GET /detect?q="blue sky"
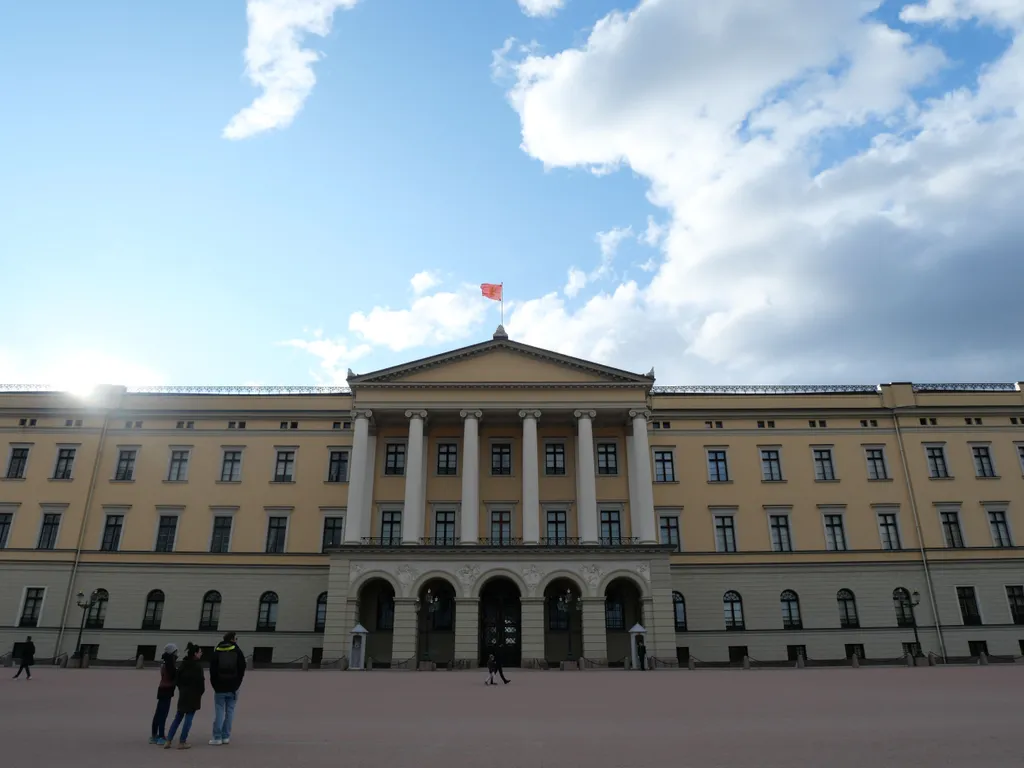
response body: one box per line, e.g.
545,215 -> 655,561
1,0 -> 1022,389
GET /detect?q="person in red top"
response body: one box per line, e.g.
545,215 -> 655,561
149,643 -> 178,745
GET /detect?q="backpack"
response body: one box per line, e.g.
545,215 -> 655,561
216,646 -> 239,681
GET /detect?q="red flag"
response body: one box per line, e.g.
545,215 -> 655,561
481,283 -> 503,302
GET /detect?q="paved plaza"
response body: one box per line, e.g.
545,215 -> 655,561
0,665 -> 1020,767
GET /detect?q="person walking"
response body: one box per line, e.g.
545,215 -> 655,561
164,644 -> 205,750
485,653 -> 497,685
208,631 -> 246,746
149,643 -> 178,745
12,636 -> 35,680
492,646 -> 510,685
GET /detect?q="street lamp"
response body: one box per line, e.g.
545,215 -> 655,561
417,588 -> 439,662
74,590 -> 98,662
909,590 -> 922,657
556,588 -> 582,661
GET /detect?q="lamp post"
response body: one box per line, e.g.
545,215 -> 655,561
74,590 -> 98,663
417,588 -> 439,662
556,588 -> 582,661
910,590 -> 922,657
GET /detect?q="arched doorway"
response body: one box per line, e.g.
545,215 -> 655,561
604,577 -> 644,667
543,578 -> 583,664
417,578 -> 456,665
357,578 -> 395,668
479,577 -> 521,667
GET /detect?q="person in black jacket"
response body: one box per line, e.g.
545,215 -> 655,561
164,644 -> 205,750
149,643 -> 178,745
12,636 -> 34,680
208,632 -> 246,746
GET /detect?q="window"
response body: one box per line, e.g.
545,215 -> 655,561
266,516 -> 288,553
490,510 -> 512,545
988,510 -> 1013,547
100,514 -> 124,552
142,589 -> 164,630
19,588 -> 44,627
673,592 -> 687,631
114,449 -> 136,481
653,450 -> 675,482
865,448 -> 888,480
85,589 -> 109,629
824,513 -> 847,552
600,509 -> 622,545
659,516 -> 680,551
0,512 -> 11,549
322,517 -> 345,551
877,512 -> 902,550
434,510 -> 456,545
813,448 -> 835,480
757,420 -> 776,429
274,450 -> 296,482
728,646 -> 748,664
972,446 -> 996,478
376,594 -> 395,630
893,588 -> 915,627
37,513 -> 61,550
257,591 -> 278,631
605,595 -> 625,630
902,641 -> 922,657
167,450 -> 190,481
381,510 -> 402,545
780,590 -> 802,629
860,419 -> 879,428
53,448 -> 76,479
837,589 -> 859,628
845,643 -> 865,659
326,450 -> 348,483
968,640 -> 989,658
547,595 -> 570,631
926,446 -> 949,478
280,421 -> 298,430
385,443 -> 406,476
545,443 -> 566,476
210,516 -> 233,553
714,514 -> 737,553
769,514 -> 793,552
315,592 -> 328,632
597,443 -> 618,475
7,447 -> 29,478
760,449 -> 783,481
940,510 -> 964,548
1005,586 -> 1024,625
155,515 -> 178,552
957,586 -> 982,625
919,417 -> 937,426
436,443 -> 458,475
723,591 -> 744,630
546,510 -> 567,544
175,421 -> 195,430
199,591 -> 221,630
1018,445 -> 1024,473
491,443 -> 512,476
220,450 -> 242,482
706,449 -> 729,482
787,645 -> 807,662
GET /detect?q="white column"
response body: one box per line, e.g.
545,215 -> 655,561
519,410 -> 541,545
575,410 -> 599,545
402,410 -> 427,545
459,410 -> 481,545
629,409 -> 658,544
343,409 -> 372,544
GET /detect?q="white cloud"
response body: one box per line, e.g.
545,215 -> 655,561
348,285 -> 492,352
410,270 -> 442,295
223,0 -> 360,140
564,267 -> 588,298
900,0 -> 1024,27
596,226 -> 633,259
518,0 -> 566,19
281,330 -> 372,384
640,216 -> 666,247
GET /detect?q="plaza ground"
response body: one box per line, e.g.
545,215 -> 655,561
0,665 -> 1020,767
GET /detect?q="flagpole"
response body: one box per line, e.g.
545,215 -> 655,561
500,282 -> 504,326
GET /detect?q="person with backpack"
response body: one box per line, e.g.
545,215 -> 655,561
149,643 -> 178,745
208,631 -> 246,746
164,643 -> 205,750
12,635 -> 34,680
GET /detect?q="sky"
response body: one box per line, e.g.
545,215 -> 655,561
1,0 -> 1022,390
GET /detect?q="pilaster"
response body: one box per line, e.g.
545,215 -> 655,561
575,410 -> 599,545
520,410 -> 541,544
629,410 -> 658,544
646,558 -> 678,664
322,559 -> 355,660
581,596 -> 607,664
520,597 -> 545,664
454,597 -> 479,662
459,411 -> 481,545
343,410 -> 372,543
402,411 -> 427,545
391,598 -> 418,663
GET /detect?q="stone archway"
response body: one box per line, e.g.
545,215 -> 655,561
604,577 -> 643,667
479,576 -> 522,667
358,578 -> 395,667
417,577 -> 457,665
543,577 -> 584,664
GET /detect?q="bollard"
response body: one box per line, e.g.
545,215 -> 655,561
136,654 -> 145,669
742,655 -> 750,670
2,655 -> 12,668
905,652 -> 913,667
796,655 -> 805,669
82,654 -> 91,669
979,652 -> 989,666
302,657 -> 310,671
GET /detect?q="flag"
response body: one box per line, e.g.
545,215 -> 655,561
481,283 -> 503,302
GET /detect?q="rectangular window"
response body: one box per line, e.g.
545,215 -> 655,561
941,510 -> 965,548
19,588 -> 45,627
0,512 -> 11,549
597,443 -> 618,475
433,510 -> 456,545
381,510 -> 402,545
265,516 -> 288,553
903,641 -> 922,658
787,645 -> 807,662
865,448 -> 888,480
653,450 -> 675,482
322,517 -> 345,551
957,586 -> 982,625
605,600 -> 625,631
1018,445 -> 1024,473
600,510 -> 622,545
813,448 -> 835,481
327,450 -> 349,483
210,516 -> 233,553
274,450 -> 296,482
926,446 -> 949,478
7,447 -> 29,479
436,443 -> 458,475
714,514 -> 737,553
760,449 -> 782,481
659,516 -> 680,552
220,450 -> 242,482
114,449 -> 136,481
490,510 -> 513,545
706,449 -> 729,482
37,513 -> 61,550
972,446 -> 996,478
155,515 -> 178,552
989,510 -> 1013,547
877,512 -> 901,550
546,510 -> 567,544
167,450 -> 189,481
53,448 -> 76,479
100,514 -> 123,552
824,514 -> 847,552
769,514 -> 792,552
845,644 -> 865,660
385,443 -> 406,476
491,444 -> 512,476
968,640 -> 989,658
545,443 -> 566,476
1005,586 -> 1024,625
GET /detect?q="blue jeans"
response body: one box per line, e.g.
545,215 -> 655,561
151,697 -> 172,738
213,691 -> 238,740
166,711 -> 194,744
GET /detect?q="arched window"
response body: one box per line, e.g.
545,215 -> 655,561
780,590 -> 802,629
673,591 -> 687,632
605,591 -> 625,630
893,588 -> 914,627
376,593 -> 395,631
142,589 -> 164,630
257,591 -> 279,631
199,591 -> 221,631
723,590 -> 744,630
314,592 -> 328,632
86,589 -> 109,629
837,589 -> 859,628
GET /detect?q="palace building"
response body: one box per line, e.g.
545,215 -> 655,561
2,327 -> 1023,668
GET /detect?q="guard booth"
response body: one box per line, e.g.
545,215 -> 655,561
349,624 -> 369,670
629,624 -> 647,670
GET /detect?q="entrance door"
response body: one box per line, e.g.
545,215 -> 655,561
479,577 -> 521,667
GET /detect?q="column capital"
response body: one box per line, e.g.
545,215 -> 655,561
353,408 -> 373,421
459,409 -> 482,420
628,408 -> 652,422
404,409 -> 428,420
573,409 -> 597,421
518,409 -> 541,420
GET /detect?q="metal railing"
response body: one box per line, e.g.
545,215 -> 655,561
540,537 -> 582,546
360,537 -> 403,547
420,537 -> 461,546
478,537 -> 524,547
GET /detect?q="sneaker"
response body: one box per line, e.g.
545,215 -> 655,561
163,741 -> 173,750
148,737 -> 159,745
222,738 -> 230,745
177,743 -> 191,750
155,738 -> 167,746
209,739 -> 223,746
